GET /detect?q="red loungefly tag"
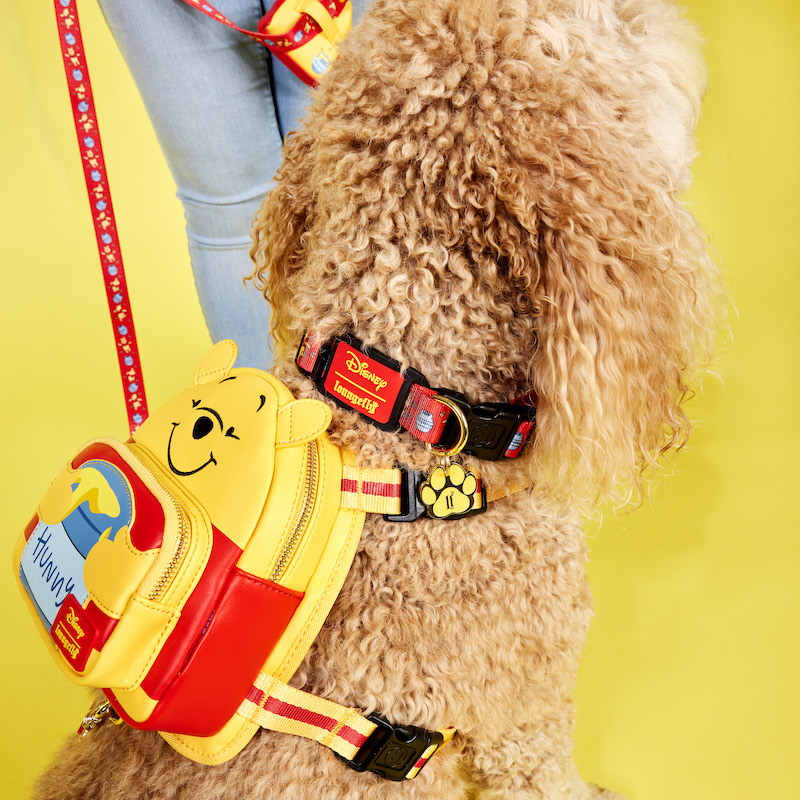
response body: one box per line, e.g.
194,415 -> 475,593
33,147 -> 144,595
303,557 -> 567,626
323,340 -> 408,426
51,594 -> 96,671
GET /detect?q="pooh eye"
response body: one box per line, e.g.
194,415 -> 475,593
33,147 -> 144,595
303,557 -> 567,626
225,427 -> 239,440
192,416 -> 214,440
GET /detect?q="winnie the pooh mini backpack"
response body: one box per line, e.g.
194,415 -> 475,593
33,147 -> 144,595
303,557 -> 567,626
14,341 -> 454,775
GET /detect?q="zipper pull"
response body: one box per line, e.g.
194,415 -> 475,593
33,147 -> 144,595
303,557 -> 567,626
77,700 -> 122,737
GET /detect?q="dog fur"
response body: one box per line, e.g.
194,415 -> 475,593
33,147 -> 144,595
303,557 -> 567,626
34,0 -> 723,798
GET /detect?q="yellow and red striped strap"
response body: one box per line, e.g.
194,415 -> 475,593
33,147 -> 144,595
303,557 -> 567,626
238,672 -> 455,779
340,465 -> 404,515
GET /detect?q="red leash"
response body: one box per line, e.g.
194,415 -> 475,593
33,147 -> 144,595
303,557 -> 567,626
51,0 -> 348,434
54,0 -> 148,435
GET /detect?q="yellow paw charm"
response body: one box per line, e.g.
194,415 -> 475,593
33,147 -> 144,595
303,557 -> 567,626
419,463 -> 484,520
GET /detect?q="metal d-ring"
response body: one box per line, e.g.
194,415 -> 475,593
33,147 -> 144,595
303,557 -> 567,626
426,394 -> 470,459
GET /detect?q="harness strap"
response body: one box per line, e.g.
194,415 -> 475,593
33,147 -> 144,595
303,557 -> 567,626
239,673 -> 456,780
344,469 -> 533,515
341,465 -> 493,520
341,465 -> 404,514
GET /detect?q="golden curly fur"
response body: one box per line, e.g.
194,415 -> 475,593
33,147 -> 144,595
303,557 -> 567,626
34,0 -> 723,798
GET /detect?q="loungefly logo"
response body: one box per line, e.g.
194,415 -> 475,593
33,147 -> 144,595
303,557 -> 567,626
53,624 -> 80,660
331,379 -> 382,416
51,595 -> 95,670
324,344 -> 404,423
66,607 -> 86,640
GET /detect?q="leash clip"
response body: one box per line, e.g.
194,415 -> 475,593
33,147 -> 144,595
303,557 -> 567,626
383,396 -> 487,523
77,700 -> 122,737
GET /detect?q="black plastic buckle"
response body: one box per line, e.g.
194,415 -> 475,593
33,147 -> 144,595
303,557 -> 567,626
337,713 -> 444,781
434,389 -> 536,461
295,332 -> 330,381
383,469 -> 427,523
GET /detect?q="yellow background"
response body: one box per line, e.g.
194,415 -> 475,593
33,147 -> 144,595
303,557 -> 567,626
1,1 -> 797,797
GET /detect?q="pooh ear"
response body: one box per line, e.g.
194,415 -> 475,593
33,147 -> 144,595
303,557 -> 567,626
276,400 -> 332,449
195,340 -> 238,385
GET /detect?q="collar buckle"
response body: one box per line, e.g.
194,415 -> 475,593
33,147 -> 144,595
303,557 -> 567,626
296,331 -> 536,460
433,389 -> 536,461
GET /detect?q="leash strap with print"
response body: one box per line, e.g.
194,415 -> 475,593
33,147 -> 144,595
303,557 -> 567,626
177,0 -> 349,49
54,0 -> 148,435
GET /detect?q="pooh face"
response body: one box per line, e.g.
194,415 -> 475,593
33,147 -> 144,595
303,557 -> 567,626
135,374 -> 281,547
164,376 -> 274,478
166,397 -> 237,478
133,341 -> 332,548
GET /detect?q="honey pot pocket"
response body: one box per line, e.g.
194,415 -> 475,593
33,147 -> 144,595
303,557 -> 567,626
16,437 -> 210,690
13,341 -> 352,749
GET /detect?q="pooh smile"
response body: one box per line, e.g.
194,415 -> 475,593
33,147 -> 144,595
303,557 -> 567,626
166,400 -> 239,477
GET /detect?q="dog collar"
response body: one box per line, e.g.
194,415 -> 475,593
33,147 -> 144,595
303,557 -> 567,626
296,331 -> 537,461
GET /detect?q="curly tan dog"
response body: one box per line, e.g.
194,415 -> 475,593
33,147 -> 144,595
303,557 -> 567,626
35,0 -> 723,798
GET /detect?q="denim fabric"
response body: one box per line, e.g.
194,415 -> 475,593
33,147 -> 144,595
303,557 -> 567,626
97,0 -> 369,368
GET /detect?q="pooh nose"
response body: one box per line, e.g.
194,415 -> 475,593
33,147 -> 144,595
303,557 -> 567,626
192,415 -> 214,440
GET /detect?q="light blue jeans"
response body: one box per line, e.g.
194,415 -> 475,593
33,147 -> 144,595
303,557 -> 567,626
97,0 -> 369,368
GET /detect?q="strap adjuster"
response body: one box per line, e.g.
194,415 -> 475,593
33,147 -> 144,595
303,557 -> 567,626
383,469 -> 427,522
337,713 -> 444,781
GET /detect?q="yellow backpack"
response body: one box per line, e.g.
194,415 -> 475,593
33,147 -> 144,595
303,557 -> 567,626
14,341 -> 453,777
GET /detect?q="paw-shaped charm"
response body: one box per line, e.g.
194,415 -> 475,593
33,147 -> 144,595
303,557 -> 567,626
419,463 -> 482,520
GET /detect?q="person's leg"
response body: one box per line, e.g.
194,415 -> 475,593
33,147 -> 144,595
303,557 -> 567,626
97,0 -> 310,368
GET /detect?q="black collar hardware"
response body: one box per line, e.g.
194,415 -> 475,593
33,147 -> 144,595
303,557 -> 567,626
335,713 -> 445,781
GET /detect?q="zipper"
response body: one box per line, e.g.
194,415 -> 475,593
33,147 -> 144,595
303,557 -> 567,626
147,504 -> 189,602
106,438 -> 194,606
268,441 -> 318,583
